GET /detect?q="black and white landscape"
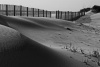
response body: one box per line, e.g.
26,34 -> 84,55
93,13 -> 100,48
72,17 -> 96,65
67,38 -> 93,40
0,2 -> 100,67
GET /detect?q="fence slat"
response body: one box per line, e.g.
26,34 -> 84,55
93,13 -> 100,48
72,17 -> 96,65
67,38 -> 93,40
43,10 -> 44,17
65,12 -> 66,20
68,11 -> 69,20
50,11 -> 51,18
61,11 -> 62,19
0,4 -> 1,10
20,5 -> 22,16
0,4 -> 86,21
14,5 -> 16,16
71,12 -> 73,21
6,5 -> 8,16
79,12 -> 81,17
46,10 -> 47,17
27,7 -> 28,16
56,11 -> 57,19
58,10 -> 59,19
75,12 -> 76,18
0,4 -> 2,15
0,4 -> 1,15
84,11 -> 85,15
33,8 -> 34,17
38,9 -> 39,17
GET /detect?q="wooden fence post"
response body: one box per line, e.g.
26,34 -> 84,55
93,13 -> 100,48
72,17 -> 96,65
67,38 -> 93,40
81,12 -> 83,16
27,7 -> 28,16
43,10 -> 44,17
33,8 -> 34,17
80,12 -> 81,17
79,12 -> 81,17
20,5 -> 22,16
58,10 -> 59,19
78,12 -> 80,17
61,11 -> 62,19
38,9 -> 39,17
72,12 -> 74,21
50,11 -> 51,18
82,12 -> 84,16
0,4 -> 1,14
68,11 -> 69,20
56,11 -> 57,19
70,12 -> 72,21
0,4 -> 1,11
46,10 -> 47,17
65,12 -> 66,20
6,5 -> 8,16
14,5 -> 16,16
1,4 -> 3,15
75,12 -> 76,18
84,11 -> 85,16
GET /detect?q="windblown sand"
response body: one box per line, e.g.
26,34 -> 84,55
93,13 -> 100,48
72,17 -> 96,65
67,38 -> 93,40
0,25 -> 23,51
0,12 -> 100,67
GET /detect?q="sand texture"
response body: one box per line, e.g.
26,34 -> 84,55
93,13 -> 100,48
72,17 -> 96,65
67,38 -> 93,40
0,12 -> 100,67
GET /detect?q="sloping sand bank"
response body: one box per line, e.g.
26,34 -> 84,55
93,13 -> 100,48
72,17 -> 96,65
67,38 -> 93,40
0,15 -> 98,67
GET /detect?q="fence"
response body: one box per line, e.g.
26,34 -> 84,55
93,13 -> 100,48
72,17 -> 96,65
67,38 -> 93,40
0,4 -> 85,21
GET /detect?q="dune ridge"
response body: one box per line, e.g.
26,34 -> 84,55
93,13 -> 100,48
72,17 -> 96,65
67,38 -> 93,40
0,15 -> 96,67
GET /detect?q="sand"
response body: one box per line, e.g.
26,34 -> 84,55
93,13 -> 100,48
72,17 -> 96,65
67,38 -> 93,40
0,25 -> 23,51
0,14 -> 100,67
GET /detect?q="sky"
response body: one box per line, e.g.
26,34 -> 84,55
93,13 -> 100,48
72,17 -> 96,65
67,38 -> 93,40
0,0 -> 100,11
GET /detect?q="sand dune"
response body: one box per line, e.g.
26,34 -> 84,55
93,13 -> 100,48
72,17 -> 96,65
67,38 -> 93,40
0,13 -> 100,67
76,11 -> 100,29
0,15 -> 93,67
0,25 -> 23,51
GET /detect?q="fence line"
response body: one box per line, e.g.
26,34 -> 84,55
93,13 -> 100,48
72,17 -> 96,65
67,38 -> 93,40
0,4 -> 85,21
14,5 -> 15,16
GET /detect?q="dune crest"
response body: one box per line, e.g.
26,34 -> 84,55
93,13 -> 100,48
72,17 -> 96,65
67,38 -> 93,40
0,15 -> 95,67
